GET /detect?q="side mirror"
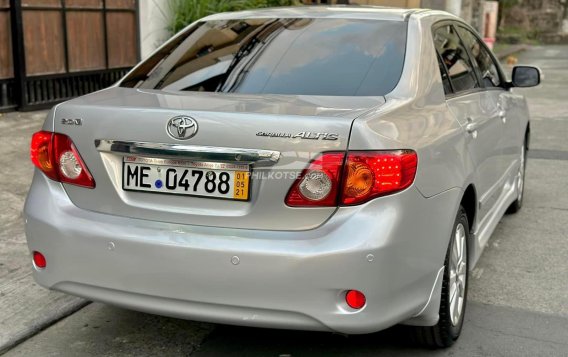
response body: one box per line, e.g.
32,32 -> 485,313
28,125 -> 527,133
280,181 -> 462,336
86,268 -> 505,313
511,66 -> 541,88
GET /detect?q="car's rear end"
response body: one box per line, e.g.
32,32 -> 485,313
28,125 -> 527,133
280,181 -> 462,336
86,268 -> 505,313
24,8 -> 457,334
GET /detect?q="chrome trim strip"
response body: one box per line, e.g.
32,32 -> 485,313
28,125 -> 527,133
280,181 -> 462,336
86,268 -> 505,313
94,139 -> 280,165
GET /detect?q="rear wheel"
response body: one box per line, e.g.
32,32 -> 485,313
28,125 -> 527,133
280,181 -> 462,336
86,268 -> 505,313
507,142 -> 527,214
413,206 -> 469,348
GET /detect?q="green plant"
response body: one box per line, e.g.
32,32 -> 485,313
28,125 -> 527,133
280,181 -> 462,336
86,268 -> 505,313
496,25 -> 541,45
168,0 -> 298,34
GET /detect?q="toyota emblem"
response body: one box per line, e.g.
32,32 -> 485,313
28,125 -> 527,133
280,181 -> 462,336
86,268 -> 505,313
166,115 -> 198,140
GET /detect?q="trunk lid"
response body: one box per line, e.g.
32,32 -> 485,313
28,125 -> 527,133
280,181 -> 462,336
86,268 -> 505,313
54,87 -> 384,230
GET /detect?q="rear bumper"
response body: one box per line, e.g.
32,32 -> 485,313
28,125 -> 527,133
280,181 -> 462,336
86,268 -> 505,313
24,173 -> 460,334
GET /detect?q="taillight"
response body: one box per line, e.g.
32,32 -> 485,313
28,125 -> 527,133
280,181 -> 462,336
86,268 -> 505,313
285,152 -> 345,207
52,134 -> 95,187
30,131 -> 58,181
285,150 -> 417,207
30,131 -> 95,188
341,150 -> 417,205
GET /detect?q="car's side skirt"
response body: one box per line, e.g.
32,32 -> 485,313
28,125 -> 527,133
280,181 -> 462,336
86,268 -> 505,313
470,165 -> 519,268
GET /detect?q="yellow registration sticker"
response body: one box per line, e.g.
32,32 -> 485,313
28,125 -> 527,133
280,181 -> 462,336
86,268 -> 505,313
233,171 -> 250,200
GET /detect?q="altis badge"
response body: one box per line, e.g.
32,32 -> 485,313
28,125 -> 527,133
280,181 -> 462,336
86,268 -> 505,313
256,131 -> 339,140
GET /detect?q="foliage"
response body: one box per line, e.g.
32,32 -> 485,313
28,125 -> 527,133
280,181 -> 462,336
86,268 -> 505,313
168,0 -> 298,34
500,0 -> 520,9
496,26 -> 541,45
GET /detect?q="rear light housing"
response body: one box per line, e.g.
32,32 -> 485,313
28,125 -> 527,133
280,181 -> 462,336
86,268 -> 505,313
285,152 -> 345,207
30,131 -> 95,188
285,150 -> 417,207
341,150 -> 417,205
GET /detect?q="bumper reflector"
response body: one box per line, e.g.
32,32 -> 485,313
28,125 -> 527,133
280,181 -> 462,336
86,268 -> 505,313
345,290 -> 366,309
33,251 -> 46,269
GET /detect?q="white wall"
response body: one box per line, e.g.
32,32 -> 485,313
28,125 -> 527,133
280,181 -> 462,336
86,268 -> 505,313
445,0 -> 463,17
139,0 -> 173,59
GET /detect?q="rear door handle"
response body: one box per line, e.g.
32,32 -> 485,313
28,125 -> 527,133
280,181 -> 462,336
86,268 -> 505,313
466,123 -> 478,133
465,117 -> 479,134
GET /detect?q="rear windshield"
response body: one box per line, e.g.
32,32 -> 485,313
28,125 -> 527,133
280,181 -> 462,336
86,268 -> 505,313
120,18 -> 407,96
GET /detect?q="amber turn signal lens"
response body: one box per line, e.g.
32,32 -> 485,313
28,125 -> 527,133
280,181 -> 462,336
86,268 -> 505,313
37,146 -> 52,171
344,161 -> 374,199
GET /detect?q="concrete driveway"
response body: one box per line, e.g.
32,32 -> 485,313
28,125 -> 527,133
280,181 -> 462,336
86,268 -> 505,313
1,45 -> 567,356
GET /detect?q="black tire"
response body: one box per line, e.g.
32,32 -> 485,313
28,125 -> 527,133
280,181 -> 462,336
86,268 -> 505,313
412,206 -> 469,348
507,141 -> 527,214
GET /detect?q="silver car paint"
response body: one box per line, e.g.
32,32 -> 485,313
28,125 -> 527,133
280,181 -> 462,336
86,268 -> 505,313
25,7 -> 529,333
52,91 -> 385,230
26,171 -> 460,333
348,11 -> 528,268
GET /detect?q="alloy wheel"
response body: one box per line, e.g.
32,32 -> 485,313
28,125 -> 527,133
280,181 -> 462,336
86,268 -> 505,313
449,223 -> 467,326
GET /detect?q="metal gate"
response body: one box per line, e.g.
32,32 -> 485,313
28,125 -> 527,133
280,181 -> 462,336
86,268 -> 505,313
0,0 -> 139,112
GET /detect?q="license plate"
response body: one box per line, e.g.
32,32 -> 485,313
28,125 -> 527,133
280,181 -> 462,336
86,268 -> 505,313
122,156 -> 250,201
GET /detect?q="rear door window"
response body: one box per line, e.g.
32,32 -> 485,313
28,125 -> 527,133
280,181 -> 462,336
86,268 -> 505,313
120,18 -> 408,96
436,52 -> 453,95
433,24 -> 480,94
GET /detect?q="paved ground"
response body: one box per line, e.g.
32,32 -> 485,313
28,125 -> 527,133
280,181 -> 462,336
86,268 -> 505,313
1,45 -> 567,356
0,112 -> 87,353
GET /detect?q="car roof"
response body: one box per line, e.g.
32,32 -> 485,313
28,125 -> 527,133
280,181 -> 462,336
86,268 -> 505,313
202,6 -> 429,22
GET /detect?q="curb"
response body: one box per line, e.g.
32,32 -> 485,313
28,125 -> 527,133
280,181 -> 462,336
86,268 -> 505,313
0,299 -> 90,354
495,44 -> 529,60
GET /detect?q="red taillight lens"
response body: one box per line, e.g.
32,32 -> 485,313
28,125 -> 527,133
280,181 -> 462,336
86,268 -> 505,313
31,131 -> 58,181
52,134 -> 95,188
30,131 -> 95,188
285,150 -> 417,207
341,150 -> 417,205
285,152 -> 345,207
345,290 -> 366,309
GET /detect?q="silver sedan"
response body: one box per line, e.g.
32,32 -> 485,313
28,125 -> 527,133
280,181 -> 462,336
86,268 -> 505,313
25,6 -> 540,348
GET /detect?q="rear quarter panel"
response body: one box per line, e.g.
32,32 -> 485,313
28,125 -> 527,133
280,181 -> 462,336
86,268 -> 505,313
347,14 -> 477,285
348,13 -> 474,199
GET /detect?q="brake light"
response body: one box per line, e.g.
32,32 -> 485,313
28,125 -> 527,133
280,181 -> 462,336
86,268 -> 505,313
30,131 -> 57,181
341,150 -> 417,205
30,131 -> 95,188
285,152 -> 345,207
285,150 -> 417,207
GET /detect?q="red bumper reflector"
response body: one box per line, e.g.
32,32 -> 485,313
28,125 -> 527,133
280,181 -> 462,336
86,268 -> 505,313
33,251 -> 46,269
345,290 -> 366,309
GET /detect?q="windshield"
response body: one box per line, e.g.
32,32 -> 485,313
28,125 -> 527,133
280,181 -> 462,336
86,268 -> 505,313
120,18 -> 407,96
